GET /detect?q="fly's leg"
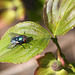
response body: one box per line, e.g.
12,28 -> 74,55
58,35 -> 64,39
19,43 -> 25,49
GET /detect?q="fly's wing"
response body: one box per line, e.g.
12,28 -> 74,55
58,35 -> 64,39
7,43 -> 17,49
8,33 -> 20,38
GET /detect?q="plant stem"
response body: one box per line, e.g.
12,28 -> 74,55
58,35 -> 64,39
51,37 -> 65,59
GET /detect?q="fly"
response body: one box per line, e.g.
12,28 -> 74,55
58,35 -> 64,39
7,32 -> 28,49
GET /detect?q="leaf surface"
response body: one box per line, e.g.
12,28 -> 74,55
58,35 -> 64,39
35,52 -> 75,75
43,0 -> 75,36
35,52 -> 56,75
69,64 -> 75,73
0,21 -> 51,63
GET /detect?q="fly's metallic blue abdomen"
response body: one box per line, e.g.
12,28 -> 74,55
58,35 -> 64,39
11,37 -> 18,44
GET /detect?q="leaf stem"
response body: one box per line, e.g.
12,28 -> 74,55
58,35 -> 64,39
51,37 -> 65,59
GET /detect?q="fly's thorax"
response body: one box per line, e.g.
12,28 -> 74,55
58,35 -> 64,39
18,35 -> 23,42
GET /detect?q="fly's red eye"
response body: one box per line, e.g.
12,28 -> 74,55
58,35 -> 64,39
24,39 -> 26,42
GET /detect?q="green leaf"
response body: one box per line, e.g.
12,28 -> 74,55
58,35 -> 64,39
68,64 -> 75,75
37,52 -> 55,67
69,64 -> 75,72
43,0 -> 75,36
35,52 -> 68,75
35,52 -> 75,75
35,52 -> 56,75
68,73 -> 75,75
0,21 -> 51,63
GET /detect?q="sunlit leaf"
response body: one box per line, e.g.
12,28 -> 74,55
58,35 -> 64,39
0,21 -> 51,63
43,0 -> 75,36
